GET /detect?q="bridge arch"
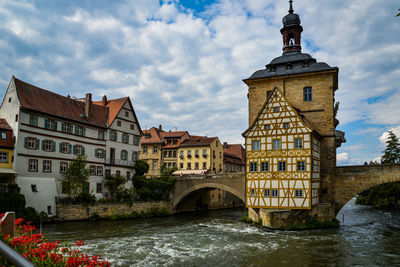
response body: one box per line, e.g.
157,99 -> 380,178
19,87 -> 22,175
173,182 -> 245,209
334,165 -> 400,214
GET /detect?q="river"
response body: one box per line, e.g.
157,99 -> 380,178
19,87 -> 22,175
43,198 -> 400,266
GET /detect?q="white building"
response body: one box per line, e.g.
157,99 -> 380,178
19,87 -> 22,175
0,76 -> 142,215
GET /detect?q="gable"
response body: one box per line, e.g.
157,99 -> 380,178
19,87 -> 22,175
243,88 -> 313,138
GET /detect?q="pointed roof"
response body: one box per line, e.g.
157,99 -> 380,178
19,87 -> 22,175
0,118 -> 12,131
13,77 -> 107,128
179,137 -> 217,147
141,127 -> 163,144
242,87 -> 317,137
223,144 -> 245,164
93,97 -> 126,126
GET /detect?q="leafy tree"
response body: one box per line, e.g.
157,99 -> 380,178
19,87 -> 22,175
61,154 -> 90,201
381,130 -> 400,164
104,174 -> 127,201
133,160 -> 149,176
160,165 -> 178,178
397,8 -> 400,16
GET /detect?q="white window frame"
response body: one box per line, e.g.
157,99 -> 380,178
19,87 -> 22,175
252,140 -> 260,151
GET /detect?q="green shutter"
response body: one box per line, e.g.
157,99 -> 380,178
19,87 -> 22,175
83,128 -> 86,136
52,141 -> 56,152
42,140 -> 45,150
94,148 -> 98,157
115,132 -> 118,141
24,137 -> 28,148
35,139 -> 40,149
61,123 -> 65,132
73,145 -> 76,154
59,142 -> 62,152
54,121 -> 58,130
44,118 -> 48,129
103,149 -> 106,159
68,144 -> 72,154
74,125 -> 78,134
82,146 -> 85,155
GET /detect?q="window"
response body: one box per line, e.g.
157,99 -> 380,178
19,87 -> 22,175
252,140 -> 260,151
272,189 -> 278,197
297,161 -> 306,172
95,149 -> 105,158
8,97 -> 11,103
219,151 -> 222,159
47,206 -> 53,215
187,162 -> 191,170
15,114 -> 18,122
121,150 -> 128,160
117,120 -> 121,127
60,142 -> 71,154
43,140 -> 55,152
153,161 -> 157,171
98,131 -> 105,140
25,137 -> 39,149
203,162 -> 207,169
43,160 -> 51,173
261,162 -> 269,172
278,161 -> 286,172
75,125 -> 84,136
187,150 -> 191,157
109,130 -> 117,141
130,124 -> 135,130
31,184 -> 37,192
133,136 -> 140,145
105,169 -> 111,176
264,189 -> 270,197
250,162 -> 257,172
132,151 -> 138,162
203,149 -> 207,157
0,152 -> 8,163
273,139 -> 281,150
265,125 -> 270,130
180,163 -> 183,169
216,141 -> 218,147
143,146 -> 147,154
295,190 -> 303,197
116,170 -> 121,176
126,171 -> 131,179
195,162 -> 199,169
153,146 -> 158,154
29,115 -> 38,126
303,87 -> 312,101
60,162 -> 68,174
28,159 -> 38,172
250,189 -> 255,197
96,183 -> 103,193
273,107 -> 279,112
90,165 -> 96,175
122,133 -> 129,144
295,138 -> 303,149
195,150 -> 199,157
61,123 -> 73,133
1,131 -> 6,140
283,123 -> 289,128
44,118 -> 57,130
125,111 -> 129,117
96,166 -> 103,176
266,90 -> 273,99
73,145 -> 84,155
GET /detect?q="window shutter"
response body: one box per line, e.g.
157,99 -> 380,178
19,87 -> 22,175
115,132 -> 118,141
35,139 -> 40,149
24,137 -> 28,148
44,118 -> 48,128
94,148 -> 98,157
103,149 -> 107,159
73,145 -> 76,154
82,146 -> 85,155
59,142 -> 62,152
83,128 -> 86,136
54,121 -> 58,130
120,150 -> 123,159
74,125 -> 78,134
52,141 -> 56,152
126,134 -> 129,143
61,123 -> 65,132
68,144 -> 72,154
109,130 -> 112,140
42,140 -> 45,150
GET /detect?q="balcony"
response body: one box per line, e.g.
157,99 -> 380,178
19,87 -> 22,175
106,158 -> 136,167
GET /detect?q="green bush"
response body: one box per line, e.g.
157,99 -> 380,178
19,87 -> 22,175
356,182 -> 400,209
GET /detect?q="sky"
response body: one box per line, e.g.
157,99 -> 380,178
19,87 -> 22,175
0,0 -> 399,166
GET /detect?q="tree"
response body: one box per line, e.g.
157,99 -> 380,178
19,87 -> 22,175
104,174 -> 127,201
133,160 -> 149,176
381,130 -> 400,164
397,8 -> 400,16
62,154 -> 90,200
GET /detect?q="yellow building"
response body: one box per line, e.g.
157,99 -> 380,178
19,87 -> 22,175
176,137 -> 224,175
243,88 -> 320,209
140,127 -> 163,177
0,118 -> 16,192
242,1 -> 344,210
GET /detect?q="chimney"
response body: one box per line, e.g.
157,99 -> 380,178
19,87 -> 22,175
102,95 -> 107,106
159,124 -> 162,131
85,93 -> 92,118
223,142 -> 228,149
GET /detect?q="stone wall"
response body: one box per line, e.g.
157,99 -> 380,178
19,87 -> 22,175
56,201 -> 172,221
335,165 -> 400,212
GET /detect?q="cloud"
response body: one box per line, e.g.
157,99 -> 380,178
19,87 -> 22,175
337,152 -> 349,163
379,125 -> 400,144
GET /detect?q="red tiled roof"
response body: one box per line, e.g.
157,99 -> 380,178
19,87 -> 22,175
224,152 -> 244,165
14,77 -> 107,128
0,119 -> 12,131
93,97 -> 127,127
190,135 -> 207,140
160,131 -> 188,138
179,137 -> 217,147
141,127 -> 162,144
224,144 -> 245,163
0,119 -> 13,148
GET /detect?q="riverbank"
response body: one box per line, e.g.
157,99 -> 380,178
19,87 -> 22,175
356,181 -> 400,209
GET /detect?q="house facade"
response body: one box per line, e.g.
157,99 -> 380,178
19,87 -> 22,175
242,2 -> 344,211
0,76 -> 142,215
223,142 -> 245,173
0,118 -> 16,192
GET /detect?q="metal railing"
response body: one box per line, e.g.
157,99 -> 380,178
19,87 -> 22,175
0,241 -> 34,267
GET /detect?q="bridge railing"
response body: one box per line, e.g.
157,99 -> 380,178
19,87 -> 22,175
175,172 -> 245,180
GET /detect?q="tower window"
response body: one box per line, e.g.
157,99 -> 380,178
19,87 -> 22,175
287,32 -> 295,46
303,87 -> 312,101
273,107 -> 279,112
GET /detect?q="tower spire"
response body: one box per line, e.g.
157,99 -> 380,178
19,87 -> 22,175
289,0 -> 294,14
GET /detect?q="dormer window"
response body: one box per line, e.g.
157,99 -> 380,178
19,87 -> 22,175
145,134 -> 151,139
269,66 -> 276,72
286,63 -> 292,70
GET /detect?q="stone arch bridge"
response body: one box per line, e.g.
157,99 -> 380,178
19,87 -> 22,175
172,172 -> 245,212
334,164 -> 400,212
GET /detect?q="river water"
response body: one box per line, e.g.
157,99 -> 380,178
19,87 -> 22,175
43,199 -> 400,266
